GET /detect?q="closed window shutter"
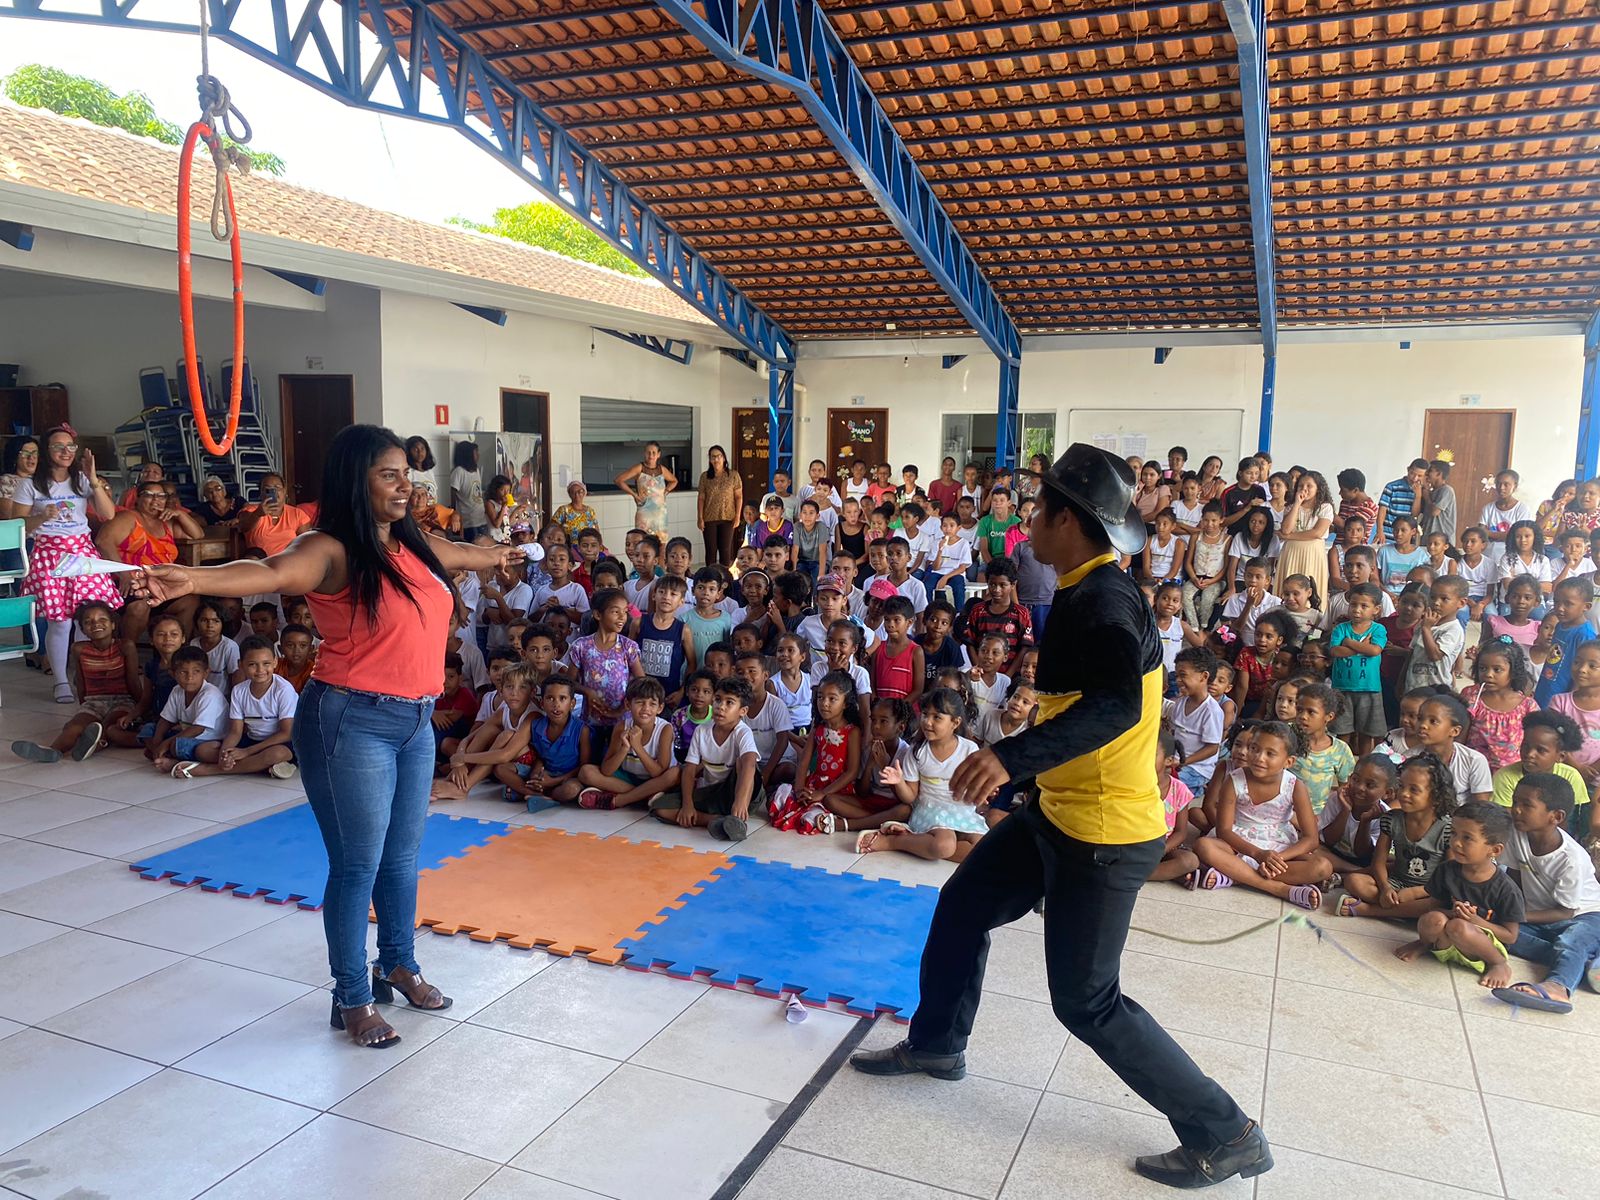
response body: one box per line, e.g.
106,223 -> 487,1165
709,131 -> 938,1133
581,397 -> 692,443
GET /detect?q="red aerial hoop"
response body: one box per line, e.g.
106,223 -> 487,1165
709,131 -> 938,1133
177,118 -> 244,457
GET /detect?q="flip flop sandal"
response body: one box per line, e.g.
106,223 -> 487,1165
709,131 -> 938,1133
1183,870 -> 1201,891
1288,885 -> 1322,911
854,829 -> 880,853
1200,868 -> 1233,891
1337,895 -> 1362,918
879,821 -> 913,837
577,787 -> 613,810
70,723 -> 102,763
1326,871 -> 1343,891
10,739 -> 60,764
170,761 -> 201,780
269,761 -> 298,780
1491,982 -> 1573,1014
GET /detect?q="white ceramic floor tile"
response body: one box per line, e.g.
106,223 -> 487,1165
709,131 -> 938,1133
144,778 -> 304,822
0,755 -> 145,789
1124,892 -> 1282,978
0,790 -> 124,837
518,804 -> 644,838
1465,1013 -> 1600,1116
335,1023 -> 615,1162
468,1168 -> 609,1200
0,909 -> 68,957
1047,1028 -> 1268,1121
739,1147 -> 974,1199
1275,921 -> 1461,1010
5,1069 -> 314,1200
632,984 -> 857,1101
845,848 -> 960,888
402,930 -> 558,1020
1254,1146 -> 1499,1199
471,956 -> 705,1059
1454,962 -> 1600,1039
1000,1093 -> 1252,1199
513,1064 -> 778,1199
42,957 -> 312,1064
0,857 -> 175,925
1485,1092 -> 1599,1199
1117,951 -> 1277,1049
1143,875 -> 1288,919
612,816 -> 736,852
721,824 -> 862,871
0,1016 -> 22,1040
787,1055 -> 1037,1197
0,777 -> 45,804
196,1114 -> 497,1200
30,804 -> 218,857
0,928 -> 183,1024
933,991 -> 1068,1091
1263,1051 -> 1501,1194
200,908 -> 335,986
88,885 -> 299,954
0,839 -> 102,895
976,926 -> 1052,1005
0,1028 -> 158,1155
1268,978 -> 1476,1089
179,991 -> 455,1109
69,765 -> 211,804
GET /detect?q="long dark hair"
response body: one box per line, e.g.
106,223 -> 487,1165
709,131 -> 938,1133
706,444 -> 728,478
405,436 -> 435,472
451,440 -> 478,472
33,424 -> 87,497
2,435 -> 38,477
317,425 -> 455,626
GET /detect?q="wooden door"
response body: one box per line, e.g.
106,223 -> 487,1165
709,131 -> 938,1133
732,406 -> 769,500
1420,410 -> 1516,518
826,408 -> 890,481
279,375 -> 354,504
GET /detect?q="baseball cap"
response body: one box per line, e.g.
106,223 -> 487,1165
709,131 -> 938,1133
867,579 -> 898,600
816,573 -> 846,595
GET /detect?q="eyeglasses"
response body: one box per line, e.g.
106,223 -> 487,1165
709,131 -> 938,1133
47,442 -> 77,453
17,449 -> 37,458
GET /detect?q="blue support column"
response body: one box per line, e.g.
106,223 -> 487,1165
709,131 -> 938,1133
1577,313 -> 1600,480
768,364 -> 795,488
995,361 -> 1022,470
1257,354 -> 1278,455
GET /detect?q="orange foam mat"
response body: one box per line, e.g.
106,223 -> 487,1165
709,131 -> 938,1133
410,826 -> 730,964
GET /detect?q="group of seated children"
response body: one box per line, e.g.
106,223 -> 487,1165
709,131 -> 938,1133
11,595 -> 318,781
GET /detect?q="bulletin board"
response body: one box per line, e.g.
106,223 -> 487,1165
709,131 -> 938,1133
1067,408 -> 1246,465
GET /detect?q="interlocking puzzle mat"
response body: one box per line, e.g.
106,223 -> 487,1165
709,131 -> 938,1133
414,825 -> 730,964
619,856 -> 941,1019
130,805 -> 512,908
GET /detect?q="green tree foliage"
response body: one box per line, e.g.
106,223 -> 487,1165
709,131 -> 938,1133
452,202 -> 646,277
2,64 -> 285,176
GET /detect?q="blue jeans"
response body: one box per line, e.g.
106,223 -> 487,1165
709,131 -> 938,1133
1029,603 -> 1052,639
1176,765 -> 1212,794
293,680 -> 436,1008
920,569 -> 965,611
1506,912 -> 1600,994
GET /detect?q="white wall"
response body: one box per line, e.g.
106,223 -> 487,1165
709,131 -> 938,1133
377,289 -> 735,542
794,337 -> 1584,504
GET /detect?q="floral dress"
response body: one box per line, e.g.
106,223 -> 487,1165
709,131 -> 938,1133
1463,685 -> 1540,771
553,502 -> 599,540
804,724 -> 857,796
633,469 -> 669,536
563,633 -> 640,728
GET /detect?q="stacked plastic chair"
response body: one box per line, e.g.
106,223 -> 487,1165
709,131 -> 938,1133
0,519 -> 37,707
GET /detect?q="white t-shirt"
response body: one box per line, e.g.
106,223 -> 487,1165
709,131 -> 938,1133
480,582 -> 533,650
450,466 -> 487,528
1226,533 -> 1281,582
744,692 -> 795,763
1172,499 -> 1205,529
1403,620 -> 1465,691
772,669 -> 814,729
456,638 -> 488,692
456,573 -> 482,629
892,575 -> 929,614
1220,591 -> 1283,646
1404,741 -> 1491,804
1478,500 -> 1534,565
1155,614 -> 1185,673
533,581 -> 590,616
229,675 -> 300,740
685,720 -> 759,785
901,525 -> 938,568
810,659 -> 872,699
909,737 -> 980,806
192,637 -> 240,693
13,474 -> 93,537
970,671 -> 1010,717
160,681 -> 229,740
1169,694 -> 1225,783
797,613 -> 878,656
1455,555 -> 1495,601
1321,589 -> 1395,631
1505,826 -> 1600,915
1499,554 -> 1553,587
929,536 -> 973,577
844,478 -> 872,501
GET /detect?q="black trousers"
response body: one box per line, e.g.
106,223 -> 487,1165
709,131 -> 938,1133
703,520 -> 736,567
908,801 -> 1250,1150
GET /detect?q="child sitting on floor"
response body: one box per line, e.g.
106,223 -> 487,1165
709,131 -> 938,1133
150,645 -> 229,776
857,687 -> 987,862
187,635 -> 298,778
432,662 -> 537,801
770,669 -> 866,835
735,650 -> 795,795
105,613 -> 185,753
1193,720 -> 1330,910
1392,800 -> 1523,989
11,600 -> 139,764
1148,730 -> 1201,884
275,623 -> 316,693
575,677 -> 678,810
505,676 -> 587,805
1340,751 -> 1456,915
1317,752 -> 1395,882
654,676 -> 759,841
812,696 -> 915,835
190,598 -> 241,693
432,653 -> 481,754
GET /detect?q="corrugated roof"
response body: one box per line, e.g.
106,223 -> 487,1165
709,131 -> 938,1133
0,100 -> 718,330
400,0 -> 1598,338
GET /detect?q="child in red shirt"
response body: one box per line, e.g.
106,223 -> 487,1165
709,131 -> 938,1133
1231,610 -> 1298,720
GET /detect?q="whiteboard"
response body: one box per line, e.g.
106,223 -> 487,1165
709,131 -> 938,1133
1067,408 -> 1246,466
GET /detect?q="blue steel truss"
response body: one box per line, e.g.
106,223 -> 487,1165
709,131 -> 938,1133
0,221 -> 34,251
768,364 -> 795,488
649,0 -> 1020,370
1222,0 -> 1279,453
598,328 -> 694,365
1577,312 -> 1600,481
995,361 -> 1021,472
0,0 -> 795,370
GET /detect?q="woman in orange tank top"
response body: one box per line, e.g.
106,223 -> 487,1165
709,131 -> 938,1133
96,484 -> 204,641
133,426 -> 518,1050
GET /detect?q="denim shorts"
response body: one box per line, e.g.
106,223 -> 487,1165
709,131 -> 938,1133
173,735 -> 221,760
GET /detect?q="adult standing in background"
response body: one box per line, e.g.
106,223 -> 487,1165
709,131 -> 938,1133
696,445 -> 742,567
1377,458 -> 1428,545
853,444 -> 1271,1190
552,480 -> 600,541
450,442 -> 489,542
404,436 -> 436,492
616,440 -> 677,537
14,425 -> 119,702
1480,469 -> 1533,568
927,456 -> 962,516
134,425 -> 518,1049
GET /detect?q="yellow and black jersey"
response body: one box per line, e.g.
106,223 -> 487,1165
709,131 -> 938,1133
991,553 -> 1166,845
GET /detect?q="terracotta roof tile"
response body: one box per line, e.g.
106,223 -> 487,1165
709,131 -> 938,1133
0,101 -> 716,331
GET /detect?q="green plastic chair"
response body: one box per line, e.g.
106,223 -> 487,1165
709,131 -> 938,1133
0,517 -> 29,583
0,594 -> 37,662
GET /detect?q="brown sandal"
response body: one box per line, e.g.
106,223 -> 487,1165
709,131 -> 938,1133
371,964 -> 453,1012
329,997 -> 400,1048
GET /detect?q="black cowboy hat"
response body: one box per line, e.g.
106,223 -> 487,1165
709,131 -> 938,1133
1021,443 -> 1148,557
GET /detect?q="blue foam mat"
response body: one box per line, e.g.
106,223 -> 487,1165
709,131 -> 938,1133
131,805 -> 512,908
618,856 -> 941,1018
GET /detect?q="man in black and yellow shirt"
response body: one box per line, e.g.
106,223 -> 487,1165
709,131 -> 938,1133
852,444 -> 1272,1189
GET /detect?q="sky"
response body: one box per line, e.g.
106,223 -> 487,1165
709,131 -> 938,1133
0,18 -> 542,225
